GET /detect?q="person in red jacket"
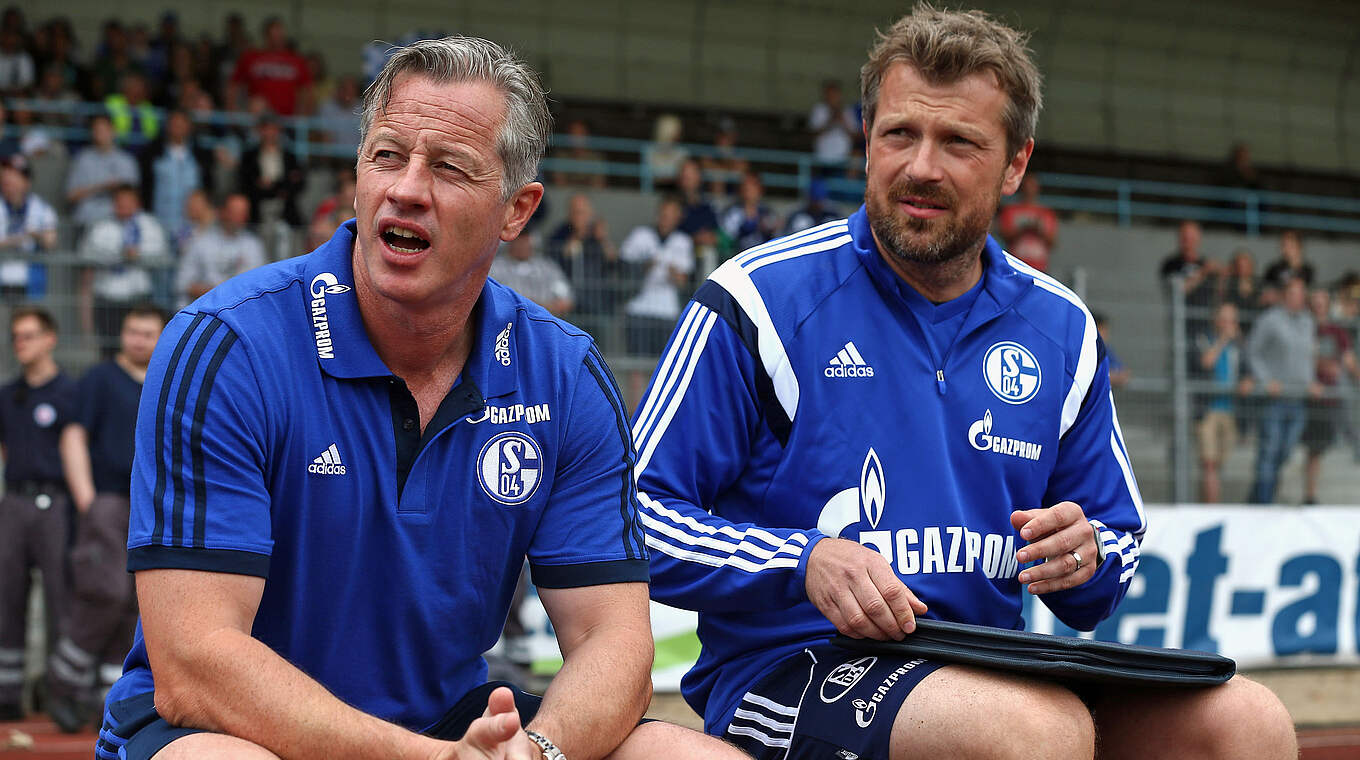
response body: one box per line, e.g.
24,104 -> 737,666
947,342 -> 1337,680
227,17 -> 311,116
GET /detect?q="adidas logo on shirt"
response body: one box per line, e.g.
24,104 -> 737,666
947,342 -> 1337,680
308,443 -> 347,475
825,341 -> 875,378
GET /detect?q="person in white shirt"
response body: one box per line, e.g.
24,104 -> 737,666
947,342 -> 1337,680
621,195 -> 694,404
0,154 -> 58,301
175,193 -> 266,304
489,233 -> 573,317
808,79 -> 859,168
78,185 -> 169,354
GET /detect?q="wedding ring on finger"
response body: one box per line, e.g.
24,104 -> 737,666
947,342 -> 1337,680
1070,550 -> 1082,571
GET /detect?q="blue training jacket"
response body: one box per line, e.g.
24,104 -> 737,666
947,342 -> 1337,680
632,207 -> 1145,732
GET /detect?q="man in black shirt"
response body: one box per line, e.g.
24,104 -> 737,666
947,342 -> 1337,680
0,306 -> 77,722
48,305 -> 165,731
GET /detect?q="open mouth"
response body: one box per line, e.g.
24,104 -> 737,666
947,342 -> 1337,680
903,197 -> 947,211
381,225 -> 430,254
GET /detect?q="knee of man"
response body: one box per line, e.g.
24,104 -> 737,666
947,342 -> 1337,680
1195,677 -> 1297,759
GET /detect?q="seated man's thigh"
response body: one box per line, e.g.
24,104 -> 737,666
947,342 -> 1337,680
152,733 -> 281,760
608,719 -> 751,760
892,665 -> 1094,760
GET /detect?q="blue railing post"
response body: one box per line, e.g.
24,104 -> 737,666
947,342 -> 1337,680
1117,183 -> 1132,227
1245,193 -> 1260,236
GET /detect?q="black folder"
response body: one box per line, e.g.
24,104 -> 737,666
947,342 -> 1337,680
832,619 -> 1235,687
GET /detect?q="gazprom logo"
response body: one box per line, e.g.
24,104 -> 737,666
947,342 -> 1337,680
308,273 -> 351,360
310,272 -> 351,298
860,448 -> 885,530
982,341 -> 1041,404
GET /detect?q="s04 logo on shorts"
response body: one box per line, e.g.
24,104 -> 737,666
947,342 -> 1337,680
477,432 -> 542,505
820,656 -> 876,703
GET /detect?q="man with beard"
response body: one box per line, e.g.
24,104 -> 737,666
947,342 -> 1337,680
632,5 -> 1296,759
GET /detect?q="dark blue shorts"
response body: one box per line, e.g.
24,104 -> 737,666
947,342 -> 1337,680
722,646 -> 944,760
97,681 -> 542,759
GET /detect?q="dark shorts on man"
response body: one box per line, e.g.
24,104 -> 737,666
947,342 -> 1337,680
98,682 -> 544,760
722,645 -> 944,760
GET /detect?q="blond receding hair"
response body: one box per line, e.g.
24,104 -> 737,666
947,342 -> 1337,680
860,3 -> 1042,157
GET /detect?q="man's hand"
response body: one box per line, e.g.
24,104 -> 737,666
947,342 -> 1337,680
805,538 -> 927,640
436,687 -> 535,760
1011,502 -> 1098,594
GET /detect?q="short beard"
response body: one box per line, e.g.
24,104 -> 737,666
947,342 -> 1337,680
866,178 -> 995,268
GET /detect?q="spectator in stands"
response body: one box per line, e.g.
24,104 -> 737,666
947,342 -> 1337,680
0,155 -> 57,302
551,118 -> 606,188
1159,219 -> 1218,341
0,306 -> 76,724
239,113 -> 304,231
1196,302 -> 1249,503
144,12 -> 182,89
0,26 -> 34,96
140,109 -> 209,241
547,193 -> 620,321
175,193 -> 265,304
77,184 -> 169,353
228,17 -> 311,116
176,187 -> 213,250
997,174 -> 1058,272
622,195 -> 694,401
671,159 -> 723,269
315,74 -> 361,151
211,13 -> 250,101
1221,247 -> 1262,326
808,79 -> 858,172
490,233 -> 573,317
32,65 -> 80,127
1094,312 -> 1131,389
311,166 -> 356,226
699,116 -> 748,198
1261,229 -> 1314,306
720,169 -> 778,254
1302,288 -> 1359,504
66,113 -> 140,230
160,41 -> 202,110
784,178 -> 841,236
50,305 -> 165,732
1246,277 -> 1317,504
1219,141 -> 1262,191
88,20 -> 138,101
0,99 -> 19,159
32,18 -> 82,102
647,113 -> 687,187
105,71 -> 160,153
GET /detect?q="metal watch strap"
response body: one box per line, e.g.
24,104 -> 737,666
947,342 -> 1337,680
1091,523 -> 1106,568
524,729 -> 566,760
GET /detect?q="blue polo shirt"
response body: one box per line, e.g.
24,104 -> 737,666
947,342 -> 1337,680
108,220 -> 648,730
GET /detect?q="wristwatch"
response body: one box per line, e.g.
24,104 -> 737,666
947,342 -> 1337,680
525,729 -> 566,760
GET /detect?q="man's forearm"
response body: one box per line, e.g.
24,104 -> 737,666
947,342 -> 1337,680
528,627 -> 652,760
154,626 -> 448,760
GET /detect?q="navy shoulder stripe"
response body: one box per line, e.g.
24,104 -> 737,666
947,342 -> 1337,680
151,313 -> 207,544
692,281 -> 792,446
585,346 -> 644,561
149,315 -> 241,547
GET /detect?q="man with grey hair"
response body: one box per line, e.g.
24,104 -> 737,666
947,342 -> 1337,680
97,36 -> 746,760
634,5 -> 1295,760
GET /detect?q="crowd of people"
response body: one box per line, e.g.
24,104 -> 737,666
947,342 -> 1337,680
1159,220 -> 1360,505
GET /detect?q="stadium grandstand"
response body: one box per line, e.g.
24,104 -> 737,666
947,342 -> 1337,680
0,0 -> 1358,756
